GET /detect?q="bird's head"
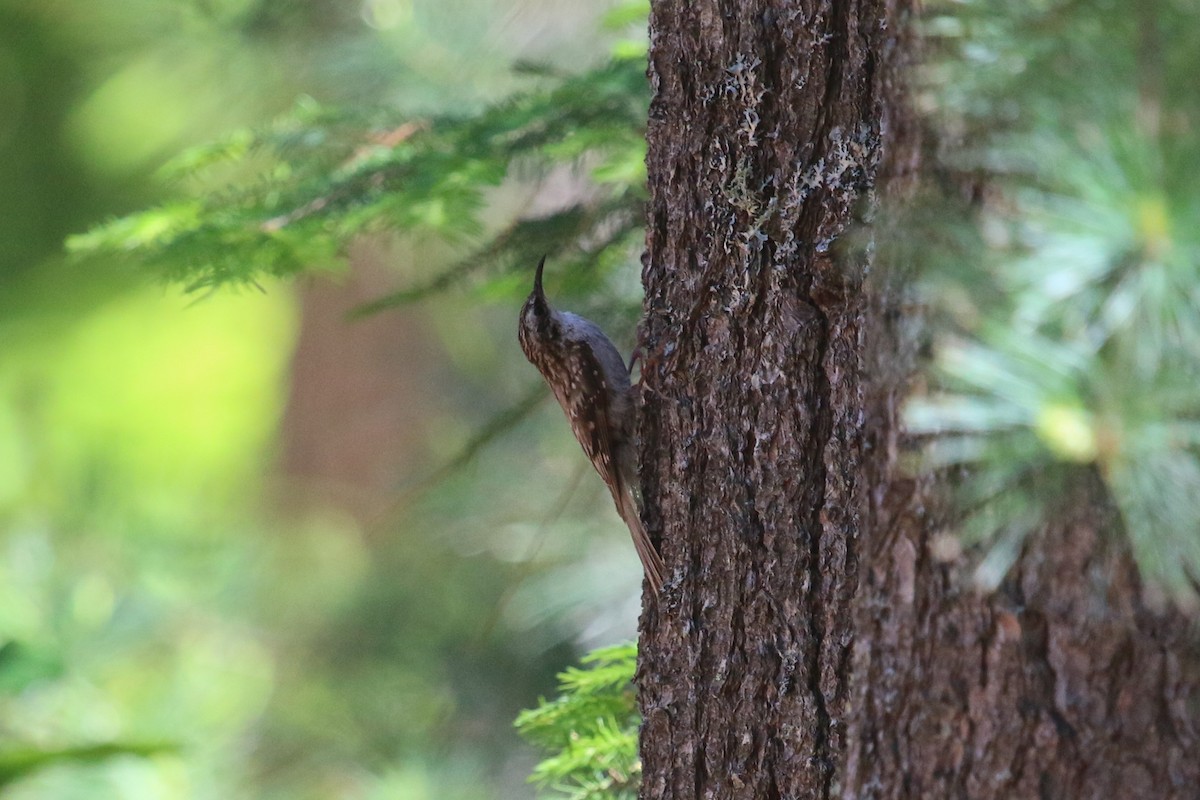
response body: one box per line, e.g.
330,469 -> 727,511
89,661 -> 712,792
518,255 -> 556,359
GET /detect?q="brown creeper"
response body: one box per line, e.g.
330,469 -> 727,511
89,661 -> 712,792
517,257 -> 665,593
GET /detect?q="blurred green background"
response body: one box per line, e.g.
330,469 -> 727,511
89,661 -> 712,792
0,1 -> 646,797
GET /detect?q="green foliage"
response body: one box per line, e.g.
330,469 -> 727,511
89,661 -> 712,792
10,1 -> 655,798
0,275 -> 579,798
68,58 -> 650,295
909,0 -> 1200,600
515,644 -> 641,800
0,742 -> 177,790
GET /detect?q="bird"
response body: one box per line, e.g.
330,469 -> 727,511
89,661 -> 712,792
517,256 -> 665,594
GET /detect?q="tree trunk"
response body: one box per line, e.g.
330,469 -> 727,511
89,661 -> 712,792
636,1 -> 1200,799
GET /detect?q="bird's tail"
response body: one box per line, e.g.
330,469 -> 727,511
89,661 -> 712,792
617,487 -> 665,595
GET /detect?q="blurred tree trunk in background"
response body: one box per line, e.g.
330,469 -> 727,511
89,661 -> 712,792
277,247 -> 442,526
636,1 -> 1199,798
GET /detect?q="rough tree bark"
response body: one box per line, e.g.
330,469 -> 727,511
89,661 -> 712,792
635,1 -> 1200,799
